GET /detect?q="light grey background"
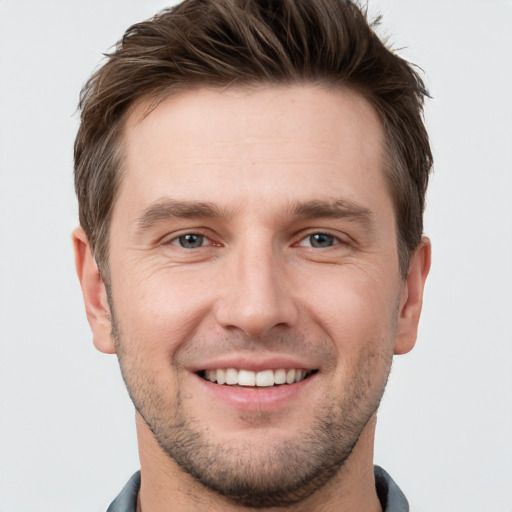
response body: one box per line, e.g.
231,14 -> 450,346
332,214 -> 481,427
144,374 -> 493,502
0,1 -> 511,511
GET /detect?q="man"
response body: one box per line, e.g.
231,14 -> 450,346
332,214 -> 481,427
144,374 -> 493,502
73,0 -> 431,510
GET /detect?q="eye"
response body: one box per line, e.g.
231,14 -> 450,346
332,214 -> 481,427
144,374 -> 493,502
298,233 -> 338,248
173,233 -> 207,249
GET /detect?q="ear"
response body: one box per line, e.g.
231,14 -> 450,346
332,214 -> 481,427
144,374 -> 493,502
72,227 -> 116,354
394,236 -> 431,355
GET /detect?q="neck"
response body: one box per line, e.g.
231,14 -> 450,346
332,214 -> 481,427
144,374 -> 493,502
135,413 -> 382,512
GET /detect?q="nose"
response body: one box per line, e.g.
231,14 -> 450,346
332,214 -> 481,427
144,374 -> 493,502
214,239 -> 299,337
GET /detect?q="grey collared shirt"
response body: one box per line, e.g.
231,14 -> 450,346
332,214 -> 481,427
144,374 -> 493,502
107,465 -> 409,512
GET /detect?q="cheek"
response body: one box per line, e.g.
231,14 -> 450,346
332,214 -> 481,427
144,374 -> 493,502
302,267 -> 400,356
111,268 -> 214,356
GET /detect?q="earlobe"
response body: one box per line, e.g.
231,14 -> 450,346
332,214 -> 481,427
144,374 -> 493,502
72,227 -> 116,354
394,236 -> 431,355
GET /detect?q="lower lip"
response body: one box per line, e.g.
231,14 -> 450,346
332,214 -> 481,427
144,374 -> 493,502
194,373 -> 316,412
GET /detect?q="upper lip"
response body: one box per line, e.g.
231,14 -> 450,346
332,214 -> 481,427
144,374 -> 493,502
189,355 -> 318,373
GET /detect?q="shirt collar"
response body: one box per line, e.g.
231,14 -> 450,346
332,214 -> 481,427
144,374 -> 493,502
107,466 -> 409,512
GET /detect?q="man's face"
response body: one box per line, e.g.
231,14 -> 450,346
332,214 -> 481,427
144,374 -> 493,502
81,86 -> 427,506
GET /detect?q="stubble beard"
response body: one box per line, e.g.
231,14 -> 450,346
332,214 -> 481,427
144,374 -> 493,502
109,299 -> 393,507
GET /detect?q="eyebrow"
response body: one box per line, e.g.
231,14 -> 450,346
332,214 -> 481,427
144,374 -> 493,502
135,197 -> 375,234
136,199 -> 226,233
288,199 -> 375,227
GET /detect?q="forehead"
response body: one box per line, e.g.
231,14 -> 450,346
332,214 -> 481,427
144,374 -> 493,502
117,85 -> 388,213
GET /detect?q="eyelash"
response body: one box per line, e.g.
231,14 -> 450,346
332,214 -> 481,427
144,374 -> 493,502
165,231 -> 346,250
295,232 -> 343,248
167,232 -> 218,249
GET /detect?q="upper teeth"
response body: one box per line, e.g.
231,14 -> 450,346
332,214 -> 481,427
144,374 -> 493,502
203,368 -> 310,387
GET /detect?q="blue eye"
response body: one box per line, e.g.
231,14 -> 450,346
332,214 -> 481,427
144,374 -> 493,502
308,233 -> 335,248
176,234 -> 205,248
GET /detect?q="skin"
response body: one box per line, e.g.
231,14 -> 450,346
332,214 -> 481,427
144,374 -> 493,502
74,85 -> 430,512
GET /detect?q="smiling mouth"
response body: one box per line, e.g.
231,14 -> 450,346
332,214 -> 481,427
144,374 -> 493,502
198,368 -> 317,387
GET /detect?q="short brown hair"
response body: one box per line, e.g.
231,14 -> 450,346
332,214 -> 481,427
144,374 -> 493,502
75,0 -> 432,280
